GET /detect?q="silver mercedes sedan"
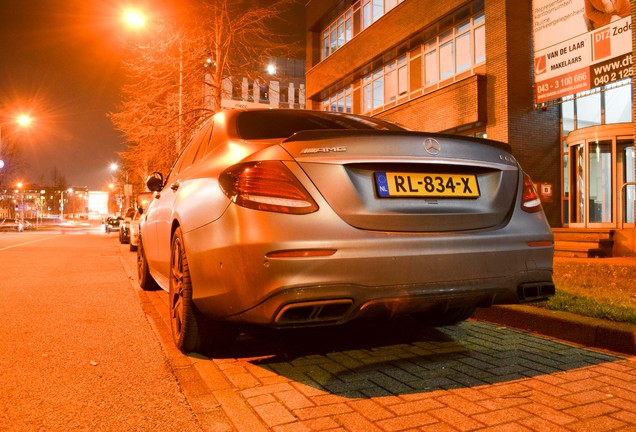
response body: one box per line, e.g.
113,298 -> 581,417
137,109 -> 554,353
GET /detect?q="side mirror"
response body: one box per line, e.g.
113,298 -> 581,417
137,207 -> 144,215
146,172 -> 164,192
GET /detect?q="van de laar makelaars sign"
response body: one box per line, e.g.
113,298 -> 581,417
533,0 -> 632,105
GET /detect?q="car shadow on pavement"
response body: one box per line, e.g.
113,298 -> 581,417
214,319 -> 620,398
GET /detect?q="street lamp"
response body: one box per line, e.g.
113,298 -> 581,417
16,115 -> 32,128
123,8 -> 147,29
0,114 -> 33,169
121,8 -> 183,152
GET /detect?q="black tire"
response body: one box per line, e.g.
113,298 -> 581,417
169,227 -> 236,353
129,242 -> 137,252
137,236 -> 159,291
412,306 -> 475,327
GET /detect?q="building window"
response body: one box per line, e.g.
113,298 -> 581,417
361,0 -> 385,30
320,0 -> 406,60
473,13 -> 485,63
320,3 -> 485,114
455,23 -> 471,74
323,87 -> 353,113
605,80 -> 632,124
562,100 -> 575,135
372,69 -> 384,109
424,48 -> 438,86
360,55 -> 408,113
439,32 -> 454,81
424,11 -> 485,86
322,6 -> 356,60
260,84 -> 269,102
577,92 -> 601,128
561,80 -> 632,131
397,56 -> 408,96
231,79 -> 242,100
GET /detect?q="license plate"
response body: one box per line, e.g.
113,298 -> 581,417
375,172 -> 480,198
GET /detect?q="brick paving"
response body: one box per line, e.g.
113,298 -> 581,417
119,248 -> 636,432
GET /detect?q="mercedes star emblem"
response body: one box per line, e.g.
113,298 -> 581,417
423,138 -> 441,156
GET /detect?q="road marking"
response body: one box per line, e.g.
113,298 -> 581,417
0,236 -> 58,251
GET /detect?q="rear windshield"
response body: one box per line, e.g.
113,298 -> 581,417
236,110 -> 405,140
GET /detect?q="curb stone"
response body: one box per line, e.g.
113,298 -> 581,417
474,304 -> 636,355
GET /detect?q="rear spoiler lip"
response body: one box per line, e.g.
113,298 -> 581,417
282,129 -> 512,153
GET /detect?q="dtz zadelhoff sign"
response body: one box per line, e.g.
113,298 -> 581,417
532,0 -> 632,105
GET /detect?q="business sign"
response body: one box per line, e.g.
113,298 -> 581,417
533,0 -> 632,104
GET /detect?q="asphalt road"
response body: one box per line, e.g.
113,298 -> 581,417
2,228 -> 636,431
0,229 -> 202,431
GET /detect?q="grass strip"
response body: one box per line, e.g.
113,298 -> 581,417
536,290 -> 636,325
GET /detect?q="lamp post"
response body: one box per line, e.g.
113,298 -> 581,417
16,182 -> 24,225
67,188 -> 74,218
59,189 -> 64,220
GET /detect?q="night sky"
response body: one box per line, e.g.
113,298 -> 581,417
0,0 -> 303,190
0,0 -> 132,189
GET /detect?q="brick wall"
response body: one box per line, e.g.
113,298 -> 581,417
379,75 -> 486,132
485,0 -> 561,225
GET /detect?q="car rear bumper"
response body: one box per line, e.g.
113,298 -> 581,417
237,273 -> 554,328
183,208 -> 554,327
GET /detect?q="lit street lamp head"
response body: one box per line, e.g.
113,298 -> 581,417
16,114 -> 32,127
123,8 -> 147,29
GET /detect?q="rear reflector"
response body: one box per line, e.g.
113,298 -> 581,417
526,241 -> 553,247
266,249 -> 337,258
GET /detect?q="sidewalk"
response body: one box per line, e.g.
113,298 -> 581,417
475,255 -> 636,355
116,245 -> 636,432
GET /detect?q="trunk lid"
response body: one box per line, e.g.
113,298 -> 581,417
281,130 -> 519,232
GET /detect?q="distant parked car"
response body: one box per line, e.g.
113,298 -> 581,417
119,207 -> 136,244
129,193 -> 153,252
104,217 -> 121,233
0,218 -> 24,232
137,108 -> 555,354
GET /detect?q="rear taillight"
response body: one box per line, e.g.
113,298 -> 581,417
219,161 -> 318,214
521,171 -> 542,213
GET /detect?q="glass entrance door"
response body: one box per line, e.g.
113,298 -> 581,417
569,143 -> 585,226
568,139 -> 615,228
587,140 -> 613,226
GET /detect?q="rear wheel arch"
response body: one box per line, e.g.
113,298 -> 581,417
169,226 -> 237,354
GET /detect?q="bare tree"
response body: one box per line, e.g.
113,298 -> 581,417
110,0 -> 301,190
